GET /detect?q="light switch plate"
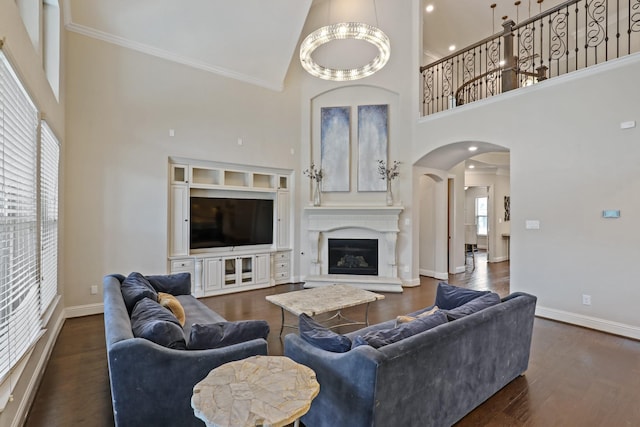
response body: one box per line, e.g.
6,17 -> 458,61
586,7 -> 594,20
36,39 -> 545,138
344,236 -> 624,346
525,220 -> 540,230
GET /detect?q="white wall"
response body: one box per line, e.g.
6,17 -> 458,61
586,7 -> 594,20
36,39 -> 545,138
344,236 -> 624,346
414,55 -> 640,338
418,173 -> 438,277
64,33 -> 303,308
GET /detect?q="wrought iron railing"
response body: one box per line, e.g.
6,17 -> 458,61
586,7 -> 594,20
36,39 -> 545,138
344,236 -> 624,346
421,0 -> 640,116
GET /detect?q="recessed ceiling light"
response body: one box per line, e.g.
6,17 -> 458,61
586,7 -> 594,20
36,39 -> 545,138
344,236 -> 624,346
448,45 -> 456,51
469,165 -> 475,169
426,4 -> 434,13
468,146 -> 478,152
499,60 -> 506,66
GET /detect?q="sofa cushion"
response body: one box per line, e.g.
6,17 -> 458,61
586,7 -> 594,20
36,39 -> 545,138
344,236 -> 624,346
187,320 -> 270,350
396,306 -> 440,325
442,292 -> 501,320
434,282 -> 490,310
130,297 -> 186,349
298,313 -> 352,353
353,310 -> 448,349
121,272 -> 158,313
146,272 -> 192,296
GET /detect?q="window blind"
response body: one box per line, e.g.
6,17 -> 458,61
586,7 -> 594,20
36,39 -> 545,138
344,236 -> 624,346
0,51 -> 41,381
39,121 -> 59,316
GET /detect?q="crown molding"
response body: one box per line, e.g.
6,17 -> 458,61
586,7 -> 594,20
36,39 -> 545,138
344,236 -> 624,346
64,22 -> 285,92
422,48 -> 442,62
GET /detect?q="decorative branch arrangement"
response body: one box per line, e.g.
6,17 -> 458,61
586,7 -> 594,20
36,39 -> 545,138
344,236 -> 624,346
303,164 -> 324,182
377,160 -> 401,181
302,163 -> 322,182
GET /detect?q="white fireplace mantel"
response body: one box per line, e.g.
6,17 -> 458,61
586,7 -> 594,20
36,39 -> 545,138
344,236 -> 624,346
304,205 -> 404,293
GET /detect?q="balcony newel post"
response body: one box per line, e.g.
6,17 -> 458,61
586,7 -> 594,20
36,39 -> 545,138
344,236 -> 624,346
501,19 -> 518,92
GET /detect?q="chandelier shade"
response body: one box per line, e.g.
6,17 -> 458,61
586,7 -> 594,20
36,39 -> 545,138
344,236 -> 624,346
300,22 -> 391,81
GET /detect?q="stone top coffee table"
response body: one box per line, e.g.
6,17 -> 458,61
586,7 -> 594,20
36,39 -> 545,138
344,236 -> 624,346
191,355 -> 319,427
265,284 -> 385,336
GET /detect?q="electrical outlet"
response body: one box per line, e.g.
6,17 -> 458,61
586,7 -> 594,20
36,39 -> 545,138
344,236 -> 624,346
91,285 -> 98,295
582,294 -> 591,306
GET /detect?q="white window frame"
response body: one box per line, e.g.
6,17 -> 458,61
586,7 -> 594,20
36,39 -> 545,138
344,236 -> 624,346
0,49 -> 60,412
39,121 -> 60,317
475,196 -> 488,236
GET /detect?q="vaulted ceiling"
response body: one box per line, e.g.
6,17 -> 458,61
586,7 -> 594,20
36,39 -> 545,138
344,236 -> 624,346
64,0 -> 313,91
64,0 -> 565,92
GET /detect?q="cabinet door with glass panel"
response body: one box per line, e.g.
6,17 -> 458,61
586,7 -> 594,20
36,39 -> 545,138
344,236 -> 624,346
224,256 -> 254,287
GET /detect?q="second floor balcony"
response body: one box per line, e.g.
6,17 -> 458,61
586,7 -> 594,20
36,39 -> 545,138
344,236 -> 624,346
421,0 -> 640,116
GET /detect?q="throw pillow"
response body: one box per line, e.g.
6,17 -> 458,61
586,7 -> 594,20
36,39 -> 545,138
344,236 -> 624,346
187,320 -> 270,350
354,311 -> 448,349
395,306 -> 440,325
121,272 -> 158,313
146,272 -> 192,296
434,281 -> 490,310
130,297 -> 186,350
157,292 -> 186,326
441,292 -> 501,321
298,313 -> 352,353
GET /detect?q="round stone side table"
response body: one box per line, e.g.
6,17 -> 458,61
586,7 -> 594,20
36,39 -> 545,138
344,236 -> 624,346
192,355 -> 319,427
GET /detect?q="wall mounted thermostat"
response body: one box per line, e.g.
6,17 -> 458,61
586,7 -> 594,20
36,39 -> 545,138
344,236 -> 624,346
602,210 -> 621,218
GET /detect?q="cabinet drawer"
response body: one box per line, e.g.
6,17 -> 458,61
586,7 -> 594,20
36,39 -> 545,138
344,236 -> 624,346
171,259 -> 194,271
275,271 -> 290,280
273,251 -> 290,261
275,262 -> 289,272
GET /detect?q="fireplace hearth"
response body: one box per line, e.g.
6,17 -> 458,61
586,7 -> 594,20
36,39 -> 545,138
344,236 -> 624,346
328,238 -> 378,276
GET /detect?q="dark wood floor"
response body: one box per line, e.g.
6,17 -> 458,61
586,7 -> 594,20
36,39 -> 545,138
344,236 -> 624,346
25,253 -> 640,426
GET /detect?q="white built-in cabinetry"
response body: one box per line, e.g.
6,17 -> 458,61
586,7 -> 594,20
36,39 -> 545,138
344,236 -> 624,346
167,160 -> 293,297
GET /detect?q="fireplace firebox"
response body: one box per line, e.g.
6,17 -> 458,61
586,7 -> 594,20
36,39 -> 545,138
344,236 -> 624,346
328,238 -> 378,276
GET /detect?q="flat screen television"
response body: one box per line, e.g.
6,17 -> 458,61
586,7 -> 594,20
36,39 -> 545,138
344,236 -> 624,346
190,197 -> 274,250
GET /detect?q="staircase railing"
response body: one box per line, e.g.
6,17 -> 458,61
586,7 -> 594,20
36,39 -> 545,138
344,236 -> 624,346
421,0 -> 640,116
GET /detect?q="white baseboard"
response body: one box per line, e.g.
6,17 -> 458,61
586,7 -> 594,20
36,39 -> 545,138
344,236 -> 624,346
419,269 -> 449,281
65,303 -> 104,318
454,265 -> 466,274
402,277 -> 421,287
536,306 -> 640,340
490,256 -> 509,263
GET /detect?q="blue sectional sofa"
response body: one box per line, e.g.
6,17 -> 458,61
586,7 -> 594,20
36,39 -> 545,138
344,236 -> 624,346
285,286 -> 537,427
103,273 -> 268,427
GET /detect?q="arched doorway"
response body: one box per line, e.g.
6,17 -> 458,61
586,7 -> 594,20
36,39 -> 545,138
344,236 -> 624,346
414,141 -> 510,280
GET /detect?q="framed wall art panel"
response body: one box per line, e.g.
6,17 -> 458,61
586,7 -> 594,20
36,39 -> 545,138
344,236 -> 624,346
357,104 -> 388,192
321,106 -> 351,192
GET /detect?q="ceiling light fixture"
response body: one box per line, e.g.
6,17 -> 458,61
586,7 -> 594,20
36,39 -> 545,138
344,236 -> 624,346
426,4 -> 435,13
468,146 -> 478,152
299,0 -> 390,81
448,45 -> 456,51
469,165 -> 476,169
